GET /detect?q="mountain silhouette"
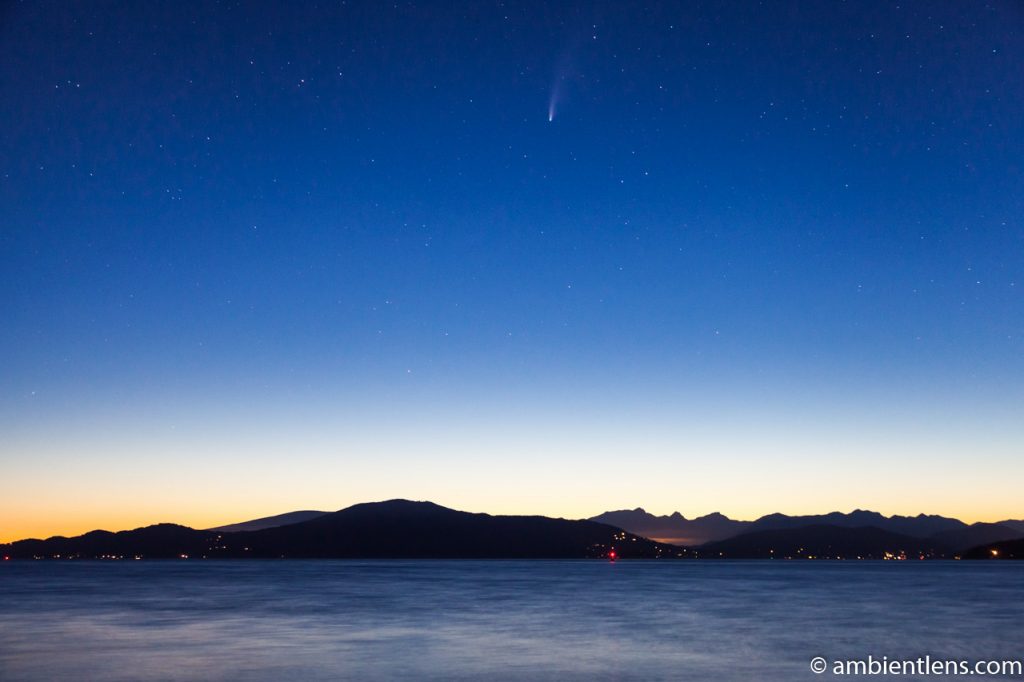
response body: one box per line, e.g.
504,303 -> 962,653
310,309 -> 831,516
218,500 -> 682,558
1,500 -> 683,560
589,508 -> 746,545
928,522 -> 1023,552
747,511 -> 967,538
208,510 -> 328,533
589,508 -> 976,545
697,525 -> 950,560
4,501 -> 1021,561
2,523 -> 213,559
998,520 -> 1024,534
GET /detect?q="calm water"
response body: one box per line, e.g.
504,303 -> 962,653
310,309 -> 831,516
1,561 -> 1022,681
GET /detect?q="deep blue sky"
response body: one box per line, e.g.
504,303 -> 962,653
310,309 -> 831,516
2,1 -> 1022,537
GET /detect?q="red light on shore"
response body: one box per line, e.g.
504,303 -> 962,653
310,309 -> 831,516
609,550 -> 617,562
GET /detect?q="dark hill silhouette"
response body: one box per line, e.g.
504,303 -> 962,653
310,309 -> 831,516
961,537 -> 1024,559
3,524 -> 216,559
222,500 -> 681,558
1,501 -> 684,560
209,510 -> 328,533
696,525 -> 951,559
928,522 -> 1022,552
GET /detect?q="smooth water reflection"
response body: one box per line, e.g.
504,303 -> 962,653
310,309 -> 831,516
1,560 -> 1022,681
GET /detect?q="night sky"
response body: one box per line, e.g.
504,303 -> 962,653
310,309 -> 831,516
2,1 -> 1022,539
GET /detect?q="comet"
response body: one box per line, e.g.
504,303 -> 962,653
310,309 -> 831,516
547,75 -> 564,122
547,25 -> 585,122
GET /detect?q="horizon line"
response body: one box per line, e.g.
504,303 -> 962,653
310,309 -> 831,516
4,499 -> 1022,544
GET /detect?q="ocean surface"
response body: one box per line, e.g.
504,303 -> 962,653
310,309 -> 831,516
1,560 -> 1022,681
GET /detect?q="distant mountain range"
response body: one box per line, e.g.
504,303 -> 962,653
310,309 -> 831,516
697,525 -> 949,560
4,501 -> 1023,560
208,510 -> 328,533
588,508 -> 1024,552
2,500 -> 683,560
589,509 -> 747,545
999,520 -> 1024,534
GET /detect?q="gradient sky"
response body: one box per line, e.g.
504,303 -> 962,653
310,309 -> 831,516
2,1 -> 1023,541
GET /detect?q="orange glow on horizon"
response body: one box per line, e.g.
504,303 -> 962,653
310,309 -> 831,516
2,499 -> 1019,545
